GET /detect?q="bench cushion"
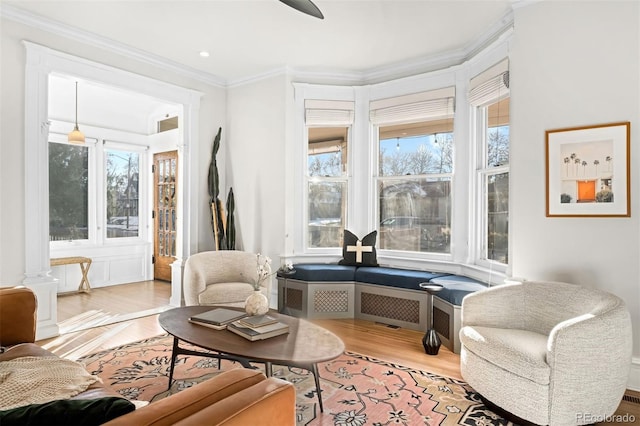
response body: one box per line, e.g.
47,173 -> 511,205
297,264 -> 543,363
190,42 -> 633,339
355,267 -> 449,290
282,264 -> 357,282
430,275 -> 487,305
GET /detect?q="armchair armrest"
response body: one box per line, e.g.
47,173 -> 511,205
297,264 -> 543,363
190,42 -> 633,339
0,287 -> 37,347
461,283 -> 526,329
104,368 -> 294,426
546,302 -> 632,419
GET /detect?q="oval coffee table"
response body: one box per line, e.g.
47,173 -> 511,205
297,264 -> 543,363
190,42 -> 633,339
159,306 -> 345,412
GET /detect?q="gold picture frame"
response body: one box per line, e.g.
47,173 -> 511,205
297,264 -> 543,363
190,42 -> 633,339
545,121 -> 630,217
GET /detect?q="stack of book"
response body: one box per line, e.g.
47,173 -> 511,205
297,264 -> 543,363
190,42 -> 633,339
227,315 -> 289,341
188,308 -> 248,330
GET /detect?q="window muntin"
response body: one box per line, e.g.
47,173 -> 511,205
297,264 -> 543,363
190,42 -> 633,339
377,119 -> 453,254
106,150 -> 140,239
49,142 -> 89,242
306,126 -> 349,248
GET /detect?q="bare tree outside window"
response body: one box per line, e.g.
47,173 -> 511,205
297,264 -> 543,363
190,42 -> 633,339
49,143 -> 89,241
307,127 -> 348,248
106,150 -> 140,238
377,121 -> 454,254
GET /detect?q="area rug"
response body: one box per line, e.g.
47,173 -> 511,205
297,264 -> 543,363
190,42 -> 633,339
78,335 -> 513,425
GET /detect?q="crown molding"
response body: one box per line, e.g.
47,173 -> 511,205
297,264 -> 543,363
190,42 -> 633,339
1,4 -> 227,88
2,3 -> 514,90
253,9 -> 514,88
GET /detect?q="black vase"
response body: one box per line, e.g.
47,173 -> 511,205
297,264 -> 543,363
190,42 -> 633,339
422,329 -> 441,355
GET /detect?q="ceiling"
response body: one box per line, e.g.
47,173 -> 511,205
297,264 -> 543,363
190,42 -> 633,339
4,0 -> 515,85
6,1 -> 516,134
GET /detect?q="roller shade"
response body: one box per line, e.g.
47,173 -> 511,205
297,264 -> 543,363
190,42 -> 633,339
305,99 -> 355,126
369,87 -> 455,126
469,59 -> 510,106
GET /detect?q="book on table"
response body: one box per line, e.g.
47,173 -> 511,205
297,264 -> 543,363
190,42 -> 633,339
188,308 -> 248,330
236,314 -> 279,329
227,320 -> 289,341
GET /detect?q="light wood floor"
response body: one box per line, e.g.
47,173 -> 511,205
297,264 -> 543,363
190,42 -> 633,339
38,282 -> 639,424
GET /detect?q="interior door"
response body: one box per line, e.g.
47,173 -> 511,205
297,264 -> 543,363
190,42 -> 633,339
153,151 -> 178,281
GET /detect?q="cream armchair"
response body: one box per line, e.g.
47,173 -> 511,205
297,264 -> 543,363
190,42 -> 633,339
183,251 -> 270,307
459,281 -> 632,426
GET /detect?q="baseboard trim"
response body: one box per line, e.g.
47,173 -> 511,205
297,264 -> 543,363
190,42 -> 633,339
628,357 -> 640,391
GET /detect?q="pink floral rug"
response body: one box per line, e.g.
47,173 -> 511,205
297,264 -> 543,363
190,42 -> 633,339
79,334 -> 513,425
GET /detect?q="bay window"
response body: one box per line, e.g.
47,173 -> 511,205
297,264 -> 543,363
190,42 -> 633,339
470,59 -> 510,265
372,88 -> 455,254
305,100 -> 353,249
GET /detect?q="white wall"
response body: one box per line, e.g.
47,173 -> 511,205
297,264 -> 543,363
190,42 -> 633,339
226,75 -> 289,302
0,18 -> 226,286
511,1 -> 640,361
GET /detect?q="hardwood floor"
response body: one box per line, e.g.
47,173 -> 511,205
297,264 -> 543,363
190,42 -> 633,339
37,283 -> 639,424
57,280 -> 171,322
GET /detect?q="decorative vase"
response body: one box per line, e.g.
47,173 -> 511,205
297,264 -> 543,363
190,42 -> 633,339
422,329 -> 441,355
245,290 -> 269,316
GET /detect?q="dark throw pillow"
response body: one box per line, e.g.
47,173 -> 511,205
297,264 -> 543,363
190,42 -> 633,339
0,397 -> 136,426
339,230 -> 378,267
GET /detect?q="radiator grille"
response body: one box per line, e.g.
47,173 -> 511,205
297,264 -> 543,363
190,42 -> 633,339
433,306 -> 450,340
284,288 -> 303,311
360,292 -> 420,323
314,290 -> 349,313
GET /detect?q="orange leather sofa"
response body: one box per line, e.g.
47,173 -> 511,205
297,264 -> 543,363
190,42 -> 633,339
0,287 -> 296,425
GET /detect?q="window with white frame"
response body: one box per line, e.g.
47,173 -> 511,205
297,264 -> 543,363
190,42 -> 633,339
305,100 -> 353,249
371,88 -> 455,254
106,149 -> 140,239
49,138 -> 144,244
49,140 -> 91,242
470,59 -> 510,265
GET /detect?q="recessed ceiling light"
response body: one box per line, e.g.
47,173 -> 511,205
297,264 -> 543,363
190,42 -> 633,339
199,51 -> 210,58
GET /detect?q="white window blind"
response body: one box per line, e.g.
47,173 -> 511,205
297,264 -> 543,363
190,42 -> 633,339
469,59 -> 510,106
305,99 -> 355,126
369,87 -> 455,126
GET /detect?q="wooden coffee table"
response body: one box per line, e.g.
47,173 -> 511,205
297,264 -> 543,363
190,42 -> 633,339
159,306 -> 345,412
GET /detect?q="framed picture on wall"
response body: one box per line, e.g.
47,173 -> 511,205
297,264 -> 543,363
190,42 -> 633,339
545,121 -> 630,217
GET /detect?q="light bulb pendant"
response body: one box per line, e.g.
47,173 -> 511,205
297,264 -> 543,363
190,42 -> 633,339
68,81 -> 85,144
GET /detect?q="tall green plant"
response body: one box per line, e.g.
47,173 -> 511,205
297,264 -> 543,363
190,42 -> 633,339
225,187 -> 236,250
208,127 -> 226,249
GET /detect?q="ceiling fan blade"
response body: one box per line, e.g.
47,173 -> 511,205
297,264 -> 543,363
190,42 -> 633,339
279,0 -> 324,19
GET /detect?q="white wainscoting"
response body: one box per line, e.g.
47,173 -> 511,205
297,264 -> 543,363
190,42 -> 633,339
51,243 -> 152,293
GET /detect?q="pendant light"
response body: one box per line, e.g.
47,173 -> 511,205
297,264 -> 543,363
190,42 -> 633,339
68,81 -> 85,144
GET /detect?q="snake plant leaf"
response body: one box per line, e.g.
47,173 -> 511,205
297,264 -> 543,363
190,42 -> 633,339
208,127 -> 222,203
225,187 -> 236,250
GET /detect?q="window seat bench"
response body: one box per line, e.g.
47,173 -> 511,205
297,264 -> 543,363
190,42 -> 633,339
276,264 -> 487,354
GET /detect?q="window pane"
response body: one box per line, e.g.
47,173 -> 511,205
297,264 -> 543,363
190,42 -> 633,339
486,98 -> 510,167
379,120 -> 453,176
49,143 -> 89,241
308,181 -> 346,248
308,127 -> 348,177
378,178 -> 451,253
106,150 -> 139,238
487,172 -> 509,263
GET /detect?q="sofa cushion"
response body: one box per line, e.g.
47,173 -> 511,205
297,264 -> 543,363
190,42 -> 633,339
338,230 -> 378,267
283,264 -> 357,282
430,275 -> 487,305
459,325 -> 550,385
355,267 -> 448,290
0,397 -> 135,426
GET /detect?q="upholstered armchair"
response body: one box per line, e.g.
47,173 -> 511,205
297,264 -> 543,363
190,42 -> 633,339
459,281 -> 632,426
183,251 -> 269,307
